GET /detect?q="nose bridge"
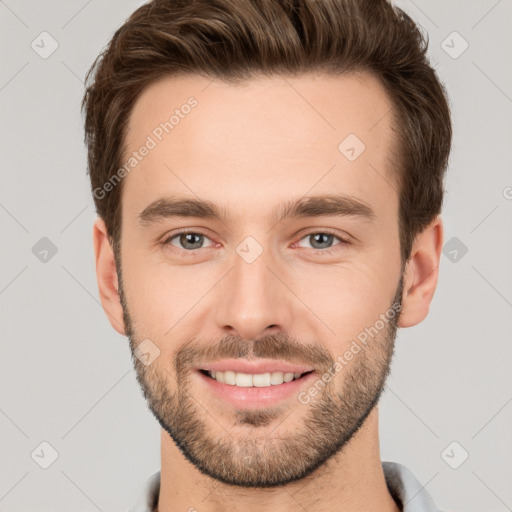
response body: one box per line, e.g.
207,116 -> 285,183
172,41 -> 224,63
214,241 -> 289,339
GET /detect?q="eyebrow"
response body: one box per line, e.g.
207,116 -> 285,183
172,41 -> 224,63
138,194 -> 376,227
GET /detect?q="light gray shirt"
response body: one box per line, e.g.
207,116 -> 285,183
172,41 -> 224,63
128,461 -> 443,512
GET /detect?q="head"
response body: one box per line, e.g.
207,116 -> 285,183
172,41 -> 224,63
84,0 -> 450,487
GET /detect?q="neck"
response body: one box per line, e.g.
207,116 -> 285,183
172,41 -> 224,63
157,406 -> 401,512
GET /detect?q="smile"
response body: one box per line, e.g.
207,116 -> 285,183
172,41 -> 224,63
200,369 -> 314,387
196,368 -> 318,408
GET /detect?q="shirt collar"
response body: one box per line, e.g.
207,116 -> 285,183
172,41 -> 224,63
382,461 -> 443,511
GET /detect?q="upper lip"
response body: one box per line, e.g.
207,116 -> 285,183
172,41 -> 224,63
197,359 -> 315,374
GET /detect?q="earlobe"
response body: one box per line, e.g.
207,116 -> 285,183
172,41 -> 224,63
92,217 -> 126,336
398,216 -> 444,328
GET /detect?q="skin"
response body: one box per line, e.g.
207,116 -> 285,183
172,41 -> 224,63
93,71 -> 443,512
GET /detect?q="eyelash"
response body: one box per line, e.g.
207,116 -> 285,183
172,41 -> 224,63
162,229 -> 350,256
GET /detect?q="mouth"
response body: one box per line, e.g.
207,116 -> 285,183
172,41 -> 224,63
198,369 -> 315,387
195,368 -> 317,408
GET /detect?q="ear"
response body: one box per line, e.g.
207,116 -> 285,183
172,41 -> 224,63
398,216 -> 444,328
92,217 -> 126,335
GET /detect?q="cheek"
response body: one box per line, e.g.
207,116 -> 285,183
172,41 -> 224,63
287,261 -> 397,344
121,260 -> 181,337
122,258 -> 227,345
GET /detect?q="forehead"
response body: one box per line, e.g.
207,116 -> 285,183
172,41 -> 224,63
121,71 -> 398,225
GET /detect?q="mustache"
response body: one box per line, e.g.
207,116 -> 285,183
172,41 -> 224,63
175,333 -> 334,375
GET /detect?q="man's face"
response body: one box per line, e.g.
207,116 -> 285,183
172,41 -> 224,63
117,72 -> 404,487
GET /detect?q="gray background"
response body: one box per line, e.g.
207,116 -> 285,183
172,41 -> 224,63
1,0 -> 511,510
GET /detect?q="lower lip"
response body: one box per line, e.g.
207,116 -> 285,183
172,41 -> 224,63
195,370 -> 317,408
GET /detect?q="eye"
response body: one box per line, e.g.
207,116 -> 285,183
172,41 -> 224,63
163,230 -> 215,251
295,231 -> 349,254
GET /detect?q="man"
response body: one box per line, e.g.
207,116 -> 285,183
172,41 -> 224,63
82,0 -> 451,510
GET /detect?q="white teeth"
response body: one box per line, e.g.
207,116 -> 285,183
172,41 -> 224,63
235,372 -> 253,387
207,370 -> 306,387
252,373 -> 271,387
223,370 -> 236,385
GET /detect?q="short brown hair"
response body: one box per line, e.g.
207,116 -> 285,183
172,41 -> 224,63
82,0 -> 451,266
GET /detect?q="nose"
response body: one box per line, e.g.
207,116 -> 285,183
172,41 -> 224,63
214,248 -> 293,341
